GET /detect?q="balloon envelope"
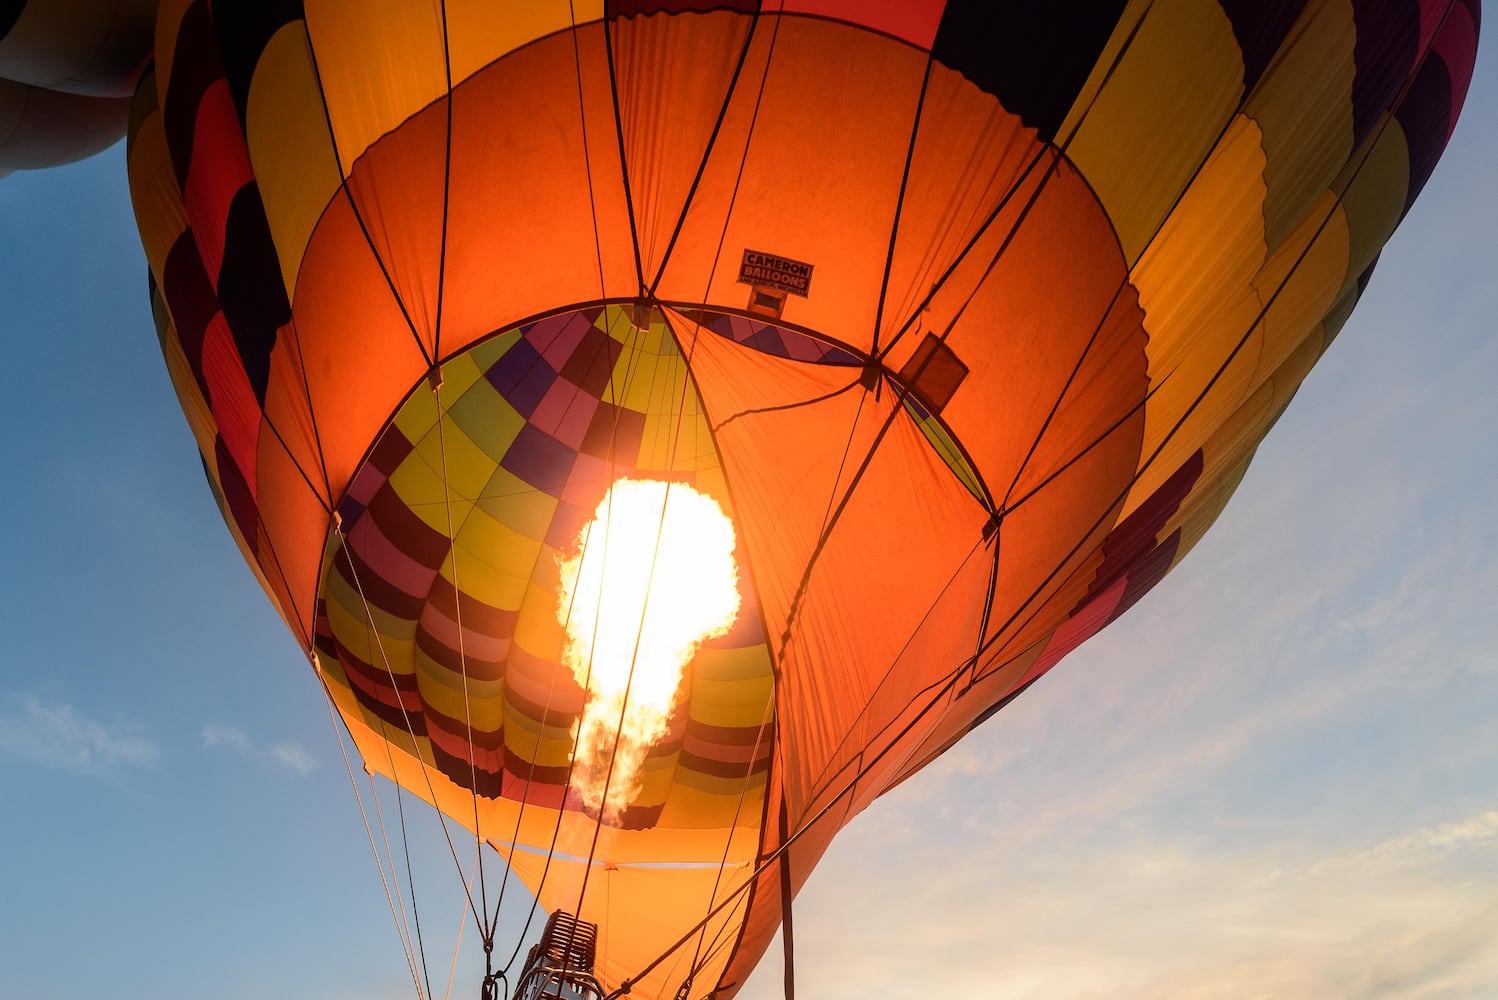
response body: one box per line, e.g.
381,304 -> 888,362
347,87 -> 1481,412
126,1 -> 1480,996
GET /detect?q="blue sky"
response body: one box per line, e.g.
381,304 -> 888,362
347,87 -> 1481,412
2,43 -> 1495,1000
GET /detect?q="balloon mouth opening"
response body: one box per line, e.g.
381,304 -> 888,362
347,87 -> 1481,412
557,477 -> 742,822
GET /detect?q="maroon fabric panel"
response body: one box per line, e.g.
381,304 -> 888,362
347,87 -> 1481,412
1217,0 -> 1309,91
1084,450 -> 1203,602
1350,0 -> 1421,145
931,0 -> 1130,142
162,232 -> 219,398
1111,529 -> 1183,622
214,434 -> 260,555
1396,60 -> 1450,215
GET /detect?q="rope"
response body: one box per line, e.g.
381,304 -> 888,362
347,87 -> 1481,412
332,522 -> 485,928
365,764 -> 432,999
870,53 -> 937,358
315,664 -> 429,998
386,727 -> 437,1000
602,12 -> 647,295
430,368 -> 493,945
442,846 -> 480,1000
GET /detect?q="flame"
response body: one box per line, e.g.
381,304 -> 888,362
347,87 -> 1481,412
557,478 -> 741,820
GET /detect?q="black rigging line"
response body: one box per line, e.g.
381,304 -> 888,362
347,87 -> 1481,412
276,312 -> 337,509
364,756 -> 432,999
602,14 -> 647,295
245,508 -> 311,650
432,0 -> 456,365
645,10 -> 764,296
258,410 -> 334,514
773,142 -> 1068,663
427,0 -> 492,952
388,717 -> 436,1000
672,679 -> 779,994
786,128 -> 1066,593
375,23 -> 461,986
572,0 -> 614,305
870,53 -> 937,358
710,374 -> 865,433
871,137 -> 1051,369
431,320 -> 492,944
299,22 -> 435,371
798,530 -> 991,803
746,36 -> 940,566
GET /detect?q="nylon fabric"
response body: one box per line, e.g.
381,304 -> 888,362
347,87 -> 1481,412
118,3 -> 1482,997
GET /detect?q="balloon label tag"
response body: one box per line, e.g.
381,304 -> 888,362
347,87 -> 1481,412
738,249 -> 814,297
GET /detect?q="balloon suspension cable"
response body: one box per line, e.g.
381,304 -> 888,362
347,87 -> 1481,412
780,0 -> 1203,775
443,846 -> 482,1000
430,370 -> 494,946
329,519 -> 486,934
314,657 -> 431,999
665,666 -> 778,992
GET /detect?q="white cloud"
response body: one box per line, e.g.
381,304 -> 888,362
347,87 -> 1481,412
738,803 -> 1498,1000
201,722 -> 251,752
270,741 -> 319,775
1339,810 -> 1498,872
0,698 -> 159,770
202,722 -> 318,775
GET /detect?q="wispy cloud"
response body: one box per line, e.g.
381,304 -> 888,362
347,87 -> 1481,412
202,722 -> 318,775
0,698 -> 159,771
269,741 -> 318,775
201,722 -> 251,752
744,803 -> 1498,1000
1338,810 -> 1498,872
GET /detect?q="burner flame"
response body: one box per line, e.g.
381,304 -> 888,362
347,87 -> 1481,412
557,479 -> 741,820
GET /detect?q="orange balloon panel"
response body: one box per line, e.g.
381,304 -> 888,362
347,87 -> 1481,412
128,1 -> 1481,996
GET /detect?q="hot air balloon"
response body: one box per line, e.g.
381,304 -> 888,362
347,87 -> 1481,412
122,1 -> 1480,997
0,0 -> 155,178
